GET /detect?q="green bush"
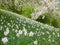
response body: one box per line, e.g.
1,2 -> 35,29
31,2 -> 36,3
22,5 -> 34,18
0,9 -> 60,45
36,12 -> 60,28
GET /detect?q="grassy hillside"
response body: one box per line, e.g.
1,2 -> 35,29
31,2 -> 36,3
0,9 -> 60,45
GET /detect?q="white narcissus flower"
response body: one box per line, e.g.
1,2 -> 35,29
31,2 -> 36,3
33,40 -> 38,45
16,33 -> 20,37
16,30 -> 23,37
4,28 -> 9,36
53,32 -> 55,35
22,27 -> 28,36
18,30 -> 23,35
2,37 -> 8,44
29,31 -> 34,37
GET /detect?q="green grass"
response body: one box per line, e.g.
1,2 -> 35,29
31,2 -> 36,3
0,9 -> 60,45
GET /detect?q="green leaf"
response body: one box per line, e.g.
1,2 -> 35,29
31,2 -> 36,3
0,9 -> 60,45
